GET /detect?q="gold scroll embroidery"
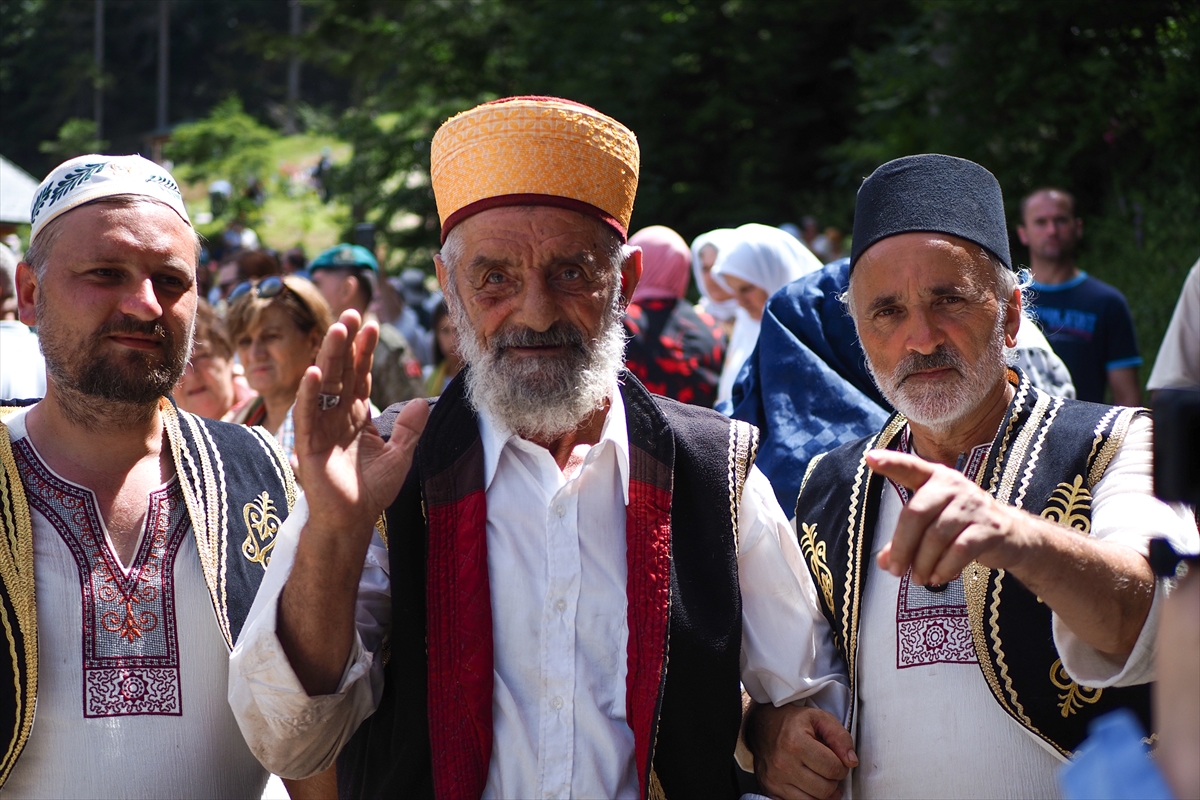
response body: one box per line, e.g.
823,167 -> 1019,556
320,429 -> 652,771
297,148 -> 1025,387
799,523 -> 835,615
241,492 -> 282,566
648,767 -> 667,800
1041,475 -> 1092,534
0,419 -> 37,787
1050,658 -> 1102,717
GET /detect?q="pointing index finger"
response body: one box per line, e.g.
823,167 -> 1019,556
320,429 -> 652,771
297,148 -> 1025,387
865,449 -> 939,492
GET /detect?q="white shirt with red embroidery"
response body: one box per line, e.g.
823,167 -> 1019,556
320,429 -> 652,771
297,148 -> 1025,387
3,406 -> 270,799
851,417 -> 1197,800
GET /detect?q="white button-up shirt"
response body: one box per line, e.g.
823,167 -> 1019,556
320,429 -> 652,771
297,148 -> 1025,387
229,390 -> 848,798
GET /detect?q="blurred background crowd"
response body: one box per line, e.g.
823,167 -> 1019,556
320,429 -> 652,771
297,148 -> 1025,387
2,0 -> 1198,460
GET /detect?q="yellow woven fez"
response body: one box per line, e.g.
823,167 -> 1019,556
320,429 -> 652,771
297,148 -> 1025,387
430,96 -> 640,243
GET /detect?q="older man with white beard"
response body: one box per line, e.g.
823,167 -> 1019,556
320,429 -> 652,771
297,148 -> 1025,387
229,96 -> 847,800
746,154 -> 1198,800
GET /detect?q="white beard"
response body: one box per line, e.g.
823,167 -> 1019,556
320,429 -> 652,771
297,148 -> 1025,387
865,311 -> 1008,432
447,287 -> 627,442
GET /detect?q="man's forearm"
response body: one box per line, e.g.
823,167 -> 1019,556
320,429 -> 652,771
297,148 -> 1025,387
1008,512 -> 1154,657
278,520 -> 374,696
1107,367 -> 1142,407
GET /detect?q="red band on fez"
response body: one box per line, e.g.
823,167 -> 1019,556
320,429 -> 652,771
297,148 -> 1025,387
439,194 -> 629,244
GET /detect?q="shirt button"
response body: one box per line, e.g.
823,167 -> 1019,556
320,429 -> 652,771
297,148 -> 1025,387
551,695 -> 564,710
555,598 -> 567,612
554,504 -> 565,517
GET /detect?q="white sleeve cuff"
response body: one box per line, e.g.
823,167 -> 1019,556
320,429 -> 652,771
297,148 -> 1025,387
227,493 -> 389,778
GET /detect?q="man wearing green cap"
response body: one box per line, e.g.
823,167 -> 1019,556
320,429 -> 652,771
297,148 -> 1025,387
309,243 -> 425,407
746,154 -> 1197,799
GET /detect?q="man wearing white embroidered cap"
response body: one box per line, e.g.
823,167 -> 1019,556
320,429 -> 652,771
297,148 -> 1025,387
0,154 -> 327,797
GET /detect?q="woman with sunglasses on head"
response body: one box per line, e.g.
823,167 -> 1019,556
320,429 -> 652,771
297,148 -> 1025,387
225,275 -> 334,462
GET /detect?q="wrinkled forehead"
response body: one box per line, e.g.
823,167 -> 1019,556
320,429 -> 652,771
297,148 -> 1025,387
454,205 -> 619,270
850,232 -> 995,301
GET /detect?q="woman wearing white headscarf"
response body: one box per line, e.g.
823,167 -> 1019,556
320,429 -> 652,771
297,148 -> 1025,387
690,228 -> 741,327
713,223 -> 823,406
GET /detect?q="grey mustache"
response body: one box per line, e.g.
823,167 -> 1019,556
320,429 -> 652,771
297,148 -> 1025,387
896,347 -> 963,382
493,323 -> 585,351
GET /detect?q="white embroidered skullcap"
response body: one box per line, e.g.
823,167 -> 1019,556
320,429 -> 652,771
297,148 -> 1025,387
29,154 -> 191,243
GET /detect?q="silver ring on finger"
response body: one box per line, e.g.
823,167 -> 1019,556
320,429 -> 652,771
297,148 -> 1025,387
317,392 -> 341,411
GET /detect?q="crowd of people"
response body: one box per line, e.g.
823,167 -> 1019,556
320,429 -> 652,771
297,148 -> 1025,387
0,95 -> 1196,800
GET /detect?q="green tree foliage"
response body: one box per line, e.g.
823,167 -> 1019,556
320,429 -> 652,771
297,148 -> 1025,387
164,95 -> 280,225
295,0 -> 909,268
0,0 -> 351,177
38,118 -> 108,161
835,0 -> 1199,387
165,96 -> 277,184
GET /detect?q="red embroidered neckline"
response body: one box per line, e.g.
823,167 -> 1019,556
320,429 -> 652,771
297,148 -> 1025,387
15,439 -> 190,717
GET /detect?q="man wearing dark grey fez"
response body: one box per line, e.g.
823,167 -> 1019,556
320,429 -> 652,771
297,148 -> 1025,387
743,154 -> 1197,799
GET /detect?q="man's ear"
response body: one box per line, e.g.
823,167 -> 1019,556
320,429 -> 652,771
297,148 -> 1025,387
433,253 -> 449,293
1016,225 -> 1030,247
16,261 -> 38,327
620,246 -> 643,305
1005,286 -> 1023,348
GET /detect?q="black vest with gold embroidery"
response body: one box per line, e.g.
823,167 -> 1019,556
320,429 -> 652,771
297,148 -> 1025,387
0,400 -> 296,786
793,370 -> 1152,757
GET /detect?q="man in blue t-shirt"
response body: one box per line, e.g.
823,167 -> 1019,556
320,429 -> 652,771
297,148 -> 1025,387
1018,188 -> 1142,405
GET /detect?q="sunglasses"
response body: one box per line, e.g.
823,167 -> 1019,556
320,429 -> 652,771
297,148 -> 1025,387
228,275 -> 285,304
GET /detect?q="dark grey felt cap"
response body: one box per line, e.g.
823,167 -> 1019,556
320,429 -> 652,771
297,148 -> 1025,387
849,154 -> 1012,272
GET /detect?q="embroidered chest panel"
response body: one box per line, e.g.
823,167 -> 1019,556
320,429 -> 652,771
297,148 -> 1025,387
15,439 -> 189,717
887,429 -> 985,669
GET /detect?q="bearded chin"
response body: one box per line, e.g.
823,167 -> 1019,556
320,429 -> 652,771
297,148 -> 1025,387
450,291 -> 627,442
76,346 -> 189,405
866,313 -> 1008,432
41,315 -> 192,407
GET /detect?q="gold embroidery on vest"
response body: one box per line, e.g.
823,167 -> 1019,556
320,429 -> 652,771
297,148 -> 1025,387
374,513 -> 389,550
997,389 -> 1052,506
1014,395 -> 1063,510
1084,407 -> 1121,486
0,420 -> 37,787
166,404 -> 233,647
800,452 -> 826,496
799,523 -> 835,615
726,420 -> 757,558
248,425 -> 298,512
242,492 -> 282,566
844,416 -> 905,729
1050,658 -> 1103,717
986,377 -> 1030,496
1088,407 -> 1138,490
648,767 -> 667,800
1041,475 -> 1092,534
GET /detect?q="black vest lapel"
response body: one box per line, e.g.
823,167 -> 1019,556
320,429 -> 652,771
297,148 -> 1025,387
162,401 -> 297,647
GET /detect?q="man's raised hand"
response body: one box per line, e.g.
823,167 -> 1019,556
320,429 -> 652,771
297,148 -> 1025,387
294,309 -> 429,538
